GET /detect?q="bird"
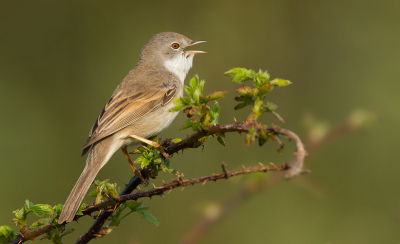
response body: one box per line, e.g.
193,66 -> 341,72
58,32 -> 205,224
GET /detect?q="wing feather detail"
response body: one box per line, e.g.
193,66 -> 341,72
82,81 -> 177,155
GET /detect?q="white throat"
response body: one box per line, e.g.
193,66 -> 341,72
163,53 -> 194,83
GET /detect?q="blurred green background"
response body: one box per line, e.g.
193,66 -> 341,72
1,1 -> 399,243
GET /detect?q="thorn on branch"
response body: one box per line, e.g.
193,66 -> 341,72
221,162 -> 230,179
177,174 -> 184,185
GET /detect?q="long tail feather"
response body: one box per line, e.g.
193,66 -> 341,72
58,137 -> 115,224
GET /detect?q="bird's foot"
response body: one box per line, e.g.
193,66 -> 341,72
134,169 -> 149,186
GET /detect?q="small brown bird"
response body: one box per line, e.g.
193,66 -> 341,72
58,32 -> 205,224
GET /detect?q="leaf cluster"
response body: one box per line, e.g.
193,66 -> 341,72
99,201 -> 159,237
225,67 -> 291,123
88,179 -> 120,205
170,75 -> 227,146
1,200 -> 66,243
130,137 -> 179,177
225,68 -> 291,146
84,180 -> 159,238
170,75 -> 226,130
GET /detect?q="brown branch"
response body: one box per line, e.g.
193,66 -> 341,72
179,115 -> 362,244
274,127 -> 308,179
10,172 -> 146,244
76,163 -> 289,244
10,225 -> 55,244
163,122 -> 308,179
121,163 -> 288,201
9,123 -> 306,244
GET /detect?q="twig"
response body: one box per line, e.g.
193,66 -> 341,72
8,123 -> 305,244
162,123 -> 308,179
273,127 -> 308,179
67,163 -> 289,244
10,225 -> 54,244
179,116 -> 360,244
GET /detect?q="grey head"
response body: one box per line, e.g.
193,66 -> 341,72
139,32 -> 206,81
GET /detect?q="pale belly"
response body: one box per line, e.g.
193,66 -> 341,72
115,101 -> 179,149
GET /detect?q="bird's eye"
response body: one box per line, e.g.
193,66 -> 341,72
171,43 -> 180,49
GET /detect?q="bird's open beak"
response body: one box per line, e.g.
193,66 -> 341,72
185,40 -> 206,55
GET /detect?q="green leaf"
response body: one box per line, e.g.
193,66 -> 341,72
271,111 -> 285,123
189,75 -> 199,89
225,68 -> 255,83
0,226 -> 16,241
183,85 -> 193,97
88,190 -> 98,197
164,158 -> 170,168
193,88 -> 201,104
199,79 -> 205,93
52,204 -> 63,216
92,180 -> 101,187
180,96 -> 191,105
0,226 -> 12,236
256,83 -> 273,96
217,135 -> 225,146
13,208 -> 24,220
161,164 -> 179,175
139,157 -> 150,168
126,201 -> 142,211
192,121 -> 201,131
265,101 -> 278,111
255,69 -> 270,85
181,119 -> 194,130
203,90 -> 227,102
137,206 -> 150,211
76,203 -> 87,216
213,102 -> 221,115
234,95 -> 253,103
173,97 -> 188,106
169,98 -> 187,112
29,204 -> 53,217
235,86 -> 253,96
270,78 -> 292,86
234,103 -> 248,110
136,210 -> 160,227
28,219 -> 49,230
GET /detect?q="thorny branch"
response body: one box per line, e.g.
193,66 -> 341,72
77,163 -> 289,244
180,113 -> 368,244
163,122 -> 308,178
9,123 -> 307,244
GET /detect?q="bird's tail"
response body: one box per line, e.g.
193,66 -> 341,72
58,137 -> 115,224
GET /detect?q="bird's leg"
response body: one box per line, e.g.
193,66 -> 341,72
121,147 -> 148,186
129,134 -> 170,159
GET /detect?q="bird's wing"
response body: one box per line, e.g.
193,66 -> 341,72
81,77 -> 177,156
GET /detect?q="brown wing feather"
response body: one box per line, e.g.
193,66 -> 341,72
162,86 -> 176,105
82,83 -> 177,156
